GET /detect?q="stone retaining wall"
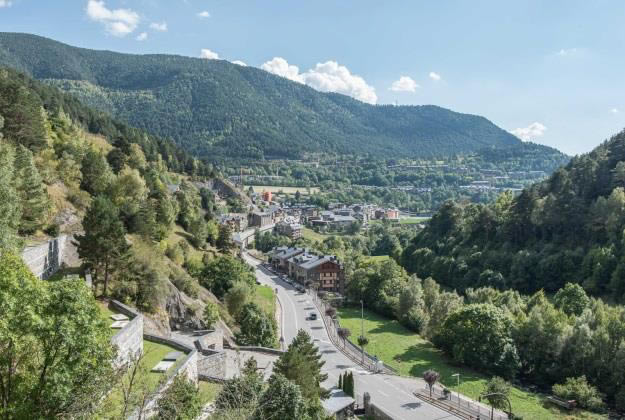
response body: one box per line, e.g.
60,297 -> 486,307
223,342 -> 284,356
197,351 -> 227,379
132,336 -> 199,419
21,235 -> 69,279
110,300 -> 144,368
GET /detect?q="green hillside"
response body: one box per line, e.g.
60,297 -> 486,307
0,32 -> 542,162
402,128 -> 625,302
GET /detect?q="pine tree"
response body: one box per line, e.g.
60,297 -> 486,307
14,145 -> 49,234
75,196 -> 129,296
338,373 -> 343,390
274,329 -> 329,401
0,140 -> 21,250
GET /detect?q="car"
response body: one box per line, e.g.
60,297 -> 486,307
309,313 -> 317,320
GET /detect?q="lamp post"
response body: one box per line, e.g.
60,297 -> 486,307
360,300 -> 364,339
452,373 -> 460,402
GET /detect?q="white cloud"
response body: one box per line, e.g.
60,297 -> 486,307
136,32 -> 148,41
86,0 -> 139,37
557,48 -> 579,56
611,108 -> 619,114
231,60 -> 247,66
390,76 -> 418,92
511,122 -> 547,141
0,1 -> 12,8
200,49 -> 220,60
261,57 -> 377,104
197,10 -> 210,18
261,57 -> 304,83
429,71 -> 441,81
149,21 -> 167,32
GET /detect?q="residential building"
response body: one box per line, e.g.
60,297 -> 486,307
275,221 -> 302,240
291,254 -> 345,293
219,213 -> 248,232
249,211 -> 273,228
269,247 -> 305,272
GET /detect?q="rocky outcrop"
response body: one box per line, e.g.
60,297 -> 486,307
165,282 -> 206,331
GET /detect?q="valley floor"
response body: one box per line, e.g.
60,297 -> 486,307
336,307 -> 605,420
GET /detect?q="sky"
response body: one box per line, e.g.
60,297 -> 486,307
1,0 -> 625,155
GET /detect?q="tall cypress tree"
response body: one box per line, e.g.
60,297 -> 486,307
14,145 -> 49,234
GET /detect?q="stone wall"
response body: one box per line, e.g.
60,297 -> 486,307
21,235 -> 69,279
365,403 -> 394,420
132,336 -> 199,419
200,330 -> 223,350
110,300 -> 144,368
197,350 -> 227,379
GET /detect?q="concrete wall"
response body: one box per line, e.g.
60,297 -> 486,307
110,300 -> 144,368
21,235 -> 69,279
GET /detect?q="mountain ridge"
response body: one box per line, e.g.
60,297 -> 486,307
0,32 -> 551,162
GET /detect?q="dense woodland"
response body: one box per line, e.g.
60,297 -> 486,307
1,32 -> 539,161
0,68 -> 287,418
402,129 -> 625,301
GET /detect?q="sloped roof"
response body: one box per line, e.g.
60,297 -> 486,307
322,388 -> 355,414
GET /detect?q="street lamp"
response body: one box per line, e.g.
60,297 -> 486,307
360,300 -> 364,339
451,373 -> 460,402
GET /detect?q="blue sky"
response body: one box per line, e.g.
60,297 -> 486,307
1,0 -> 625,155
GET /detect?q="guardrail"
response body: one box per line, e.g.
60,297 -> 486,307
313,295 -> 396,374
414,385 -> 509,420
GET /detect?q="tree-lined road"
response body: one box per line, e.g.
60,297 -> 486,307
243,253 -> 460,420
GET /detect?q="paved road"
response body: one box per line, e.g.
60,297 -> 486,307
243,253 -> 460,420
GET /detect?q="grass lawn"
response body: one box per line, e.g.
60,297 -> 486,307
96,300 -> 124,339
98,340 -> 183,418
253,284 -> 276,317
302,227 -> 328,242
198,381 -> 222,405
337,307 -> 602,420
363,255 -> 390,263
399,217 -> 430,224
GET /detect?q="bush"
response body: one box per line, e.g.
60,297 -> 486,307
156,375 -> 202,419
170,266 -> 199,298
68,189 -> 91,209
44,223 -> 60,237
552,376 -> 605,412
484,377 -> 511,411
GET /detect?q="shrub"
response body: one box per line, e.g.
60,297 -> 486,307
484,376 -> 511,411
157,375 -> 202,419
552,376 -> 605,412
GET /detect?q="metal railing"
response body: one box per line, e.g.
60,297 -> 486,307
415,384 -> 509,420
313,295 -> 396,374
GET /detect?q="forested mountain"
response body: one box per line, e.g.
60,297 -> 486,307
402,128 -> 625,302
0,32 -> 549,162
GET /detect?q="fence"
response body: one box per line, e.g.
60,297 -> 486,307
415,384 -> 509,420
313,295 -> 396,374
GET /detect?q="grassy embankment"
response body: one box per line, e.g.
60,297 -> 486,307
336,307 -> 603,420
97,340 -> 184,418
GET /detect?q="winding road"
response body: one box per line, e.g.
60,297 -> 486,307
243,253 -> 460,420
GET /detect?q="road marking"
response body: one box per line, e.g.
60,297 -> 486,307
378,390 -> 389,397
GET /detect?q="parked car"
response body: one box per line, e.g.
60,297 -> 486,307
309,313 -> 317,320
